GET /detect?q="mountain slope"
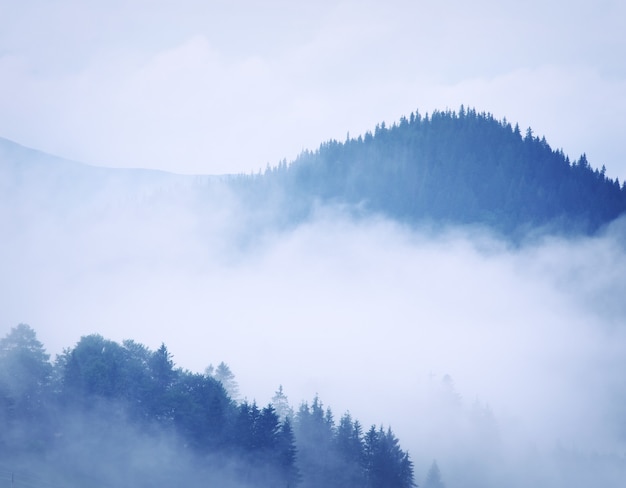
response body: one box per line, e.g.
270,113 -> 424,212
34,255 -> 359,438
3,106 -> 625,241
253,108 -> 626,237
0,136 -> 212,213
0,324 -> 415,488
4,106 -> 625,239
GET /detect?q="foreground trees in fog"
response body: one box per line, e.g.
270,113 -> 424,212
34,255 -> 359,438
0,324 -> 415,488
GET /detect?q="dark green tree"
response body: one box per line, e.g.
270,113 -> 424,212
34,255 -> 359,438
168,371 -> 230,451
276,417 -> 301,486
364,426 -> 415,488
62,334 -> 129,401
334,412 -> 366,486
295,397 -> 336,487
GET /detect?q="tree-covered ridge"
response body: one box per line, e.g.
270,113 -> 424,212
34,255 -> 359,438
0,324 -> 415,488
253,107 -> 626,236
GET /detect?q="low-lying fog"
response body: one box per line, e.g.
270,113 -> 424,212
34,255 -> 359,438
2,161 -> 626,486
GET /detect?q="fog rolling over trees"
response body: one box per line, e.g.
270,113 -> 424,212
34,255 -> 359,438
246,108 -> 626,238
0,324 -> 413,487
2,108 -> 626,486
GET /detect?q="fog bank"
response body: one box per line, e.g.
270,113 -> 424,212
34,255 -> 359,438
2,174 -> 626,486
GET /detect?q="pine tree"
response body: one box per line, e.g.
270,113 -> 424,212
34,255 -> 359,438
276,417 -> 301,486
0,324 -> 53,452
271,384 -> 294,421
423,460 -> 445,488
208,361 -> 239,400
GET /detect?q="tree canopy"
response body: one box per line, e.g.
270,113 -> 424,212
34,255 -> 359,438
240,107 -> 626,239
0,325 -> 415,488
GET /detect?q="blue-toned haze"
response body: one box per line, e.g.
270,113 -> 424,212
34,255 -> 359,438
3,3 -> 626,487
0,0 -> 625,177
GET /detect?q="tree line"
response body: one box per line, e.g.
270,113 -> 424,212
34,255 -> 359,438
0,324 -> 415,488
237,106 -> 626,238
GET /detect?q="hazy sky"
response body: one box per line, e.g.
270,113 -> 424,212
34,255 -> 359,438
1,0 -> 625,178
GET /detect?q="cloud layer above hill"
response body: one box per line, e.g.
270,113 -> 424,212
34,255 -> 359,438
1,1 -> 625,178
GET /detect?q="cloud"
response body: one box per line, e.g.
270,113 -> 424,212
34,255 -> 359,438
3,184 -> 626,427
1,1 -> 625,179
3,158 -> 626,485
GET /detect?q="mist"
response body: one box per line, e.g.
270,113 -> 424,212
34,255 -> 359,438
2,148 -> 626,486
2,2 -> 626,179
1,397 -> 281,488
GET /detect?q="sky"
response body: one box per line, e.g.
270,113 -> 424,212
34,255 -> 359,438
1,0 -> 625,178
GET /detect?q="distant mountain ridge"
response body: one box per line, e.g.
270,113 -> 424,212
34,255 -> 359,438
0,136 -> 214,213
249,107 -> 626,237
3,107 -> 625,238
0,135 -> 205,182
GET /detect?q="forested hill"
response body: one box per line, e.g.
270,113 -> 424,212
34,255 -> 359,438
4,108 -> 624,238
251,107 -> 626,236
0,325 -> 415,488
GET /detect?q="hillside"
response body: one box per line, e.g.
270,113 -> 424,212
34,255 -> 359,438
0,136 -> 216,215
0,324 -> 415,488
4,108 -> 624,239
248,107 -> 626,237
